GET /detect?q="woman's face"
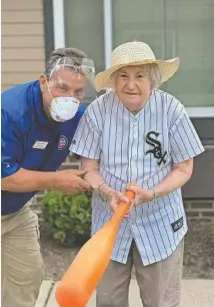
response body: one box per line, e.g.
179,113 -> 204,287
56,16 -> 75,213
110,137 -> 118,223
114,65 -> 152,112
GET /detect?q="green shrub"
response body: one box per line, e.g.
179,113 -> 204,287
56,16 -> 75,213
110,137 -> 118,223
41,190 -> 92,247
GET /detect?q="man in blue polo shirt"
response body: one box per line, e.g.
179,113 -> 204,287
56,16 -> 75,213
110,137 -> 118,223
1,47 -> 95,307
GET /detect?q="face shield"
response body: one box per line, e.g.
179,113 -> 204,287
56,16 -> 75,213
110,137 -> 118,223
48,56 -> 95,86
46,56 -> 96,104
45,56 -> 95,122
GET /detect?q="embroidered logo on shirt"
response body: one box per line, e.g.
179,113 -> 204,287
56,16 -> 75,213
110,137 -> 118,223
171,217 -> 184,233
145,131 -> 167,166
58,135 -> 68,150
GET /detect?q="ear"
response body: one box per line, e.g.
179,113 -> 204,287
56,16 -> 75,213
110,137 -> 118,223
39,74 -> 47,93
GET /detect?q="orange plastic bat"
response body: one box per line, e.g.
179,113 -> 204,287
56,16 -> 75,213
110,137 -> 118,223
55,189 -> 135,307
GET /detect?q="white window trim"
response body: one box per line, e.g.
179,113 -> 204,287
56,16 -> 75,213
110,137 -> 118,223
52,0 -> 65,48
186,107 -> 214,118
103,0 -> 113,69
52,0 -> 214,118
52,0 -> 113,65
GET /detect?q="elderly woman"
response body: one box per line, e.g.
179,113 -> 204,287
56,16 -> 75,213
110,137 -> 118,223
70,41 -> 204,307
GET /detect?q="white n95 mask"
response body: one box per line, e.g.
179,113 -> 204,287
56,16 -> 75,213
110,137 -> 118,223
49,96 -> 80,122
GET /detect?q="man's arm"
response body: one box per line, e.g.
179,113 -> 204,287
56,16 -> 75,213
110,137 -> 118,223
2,168 -> 58,192
1,168 -> 90,194
1,108 -> 90,194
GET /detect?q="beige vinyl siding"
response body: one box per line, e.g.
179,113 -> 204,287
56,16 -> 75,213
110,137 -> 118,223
1,0 -> 45,92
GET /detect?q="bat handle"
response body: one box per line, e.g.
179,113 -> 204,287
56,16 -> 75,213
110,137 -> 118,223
112,189 -> 135,222
124,189 -> 135,200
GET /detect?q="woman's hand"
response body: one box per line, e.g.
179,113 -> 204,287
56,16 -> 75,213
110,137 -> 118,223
107,190 -> 131,216
125,184 -> 154,206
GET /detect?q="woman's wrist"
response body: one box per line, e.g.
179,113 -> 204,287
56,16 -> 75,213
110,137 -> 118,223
98,183 -> 114,202
147,187 -> 158,200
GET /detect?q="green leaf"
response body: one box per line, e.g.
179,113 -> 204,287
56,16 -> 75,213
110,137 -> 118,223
41,190 -> 92,247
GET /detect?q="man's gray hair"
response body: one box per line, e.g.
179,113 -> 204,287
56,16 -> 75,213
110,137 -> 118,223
45,47 -> 87,80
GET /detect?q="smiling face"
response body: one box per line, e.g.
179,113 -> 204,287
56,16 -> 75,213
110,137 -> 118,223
114,65 -> 152,113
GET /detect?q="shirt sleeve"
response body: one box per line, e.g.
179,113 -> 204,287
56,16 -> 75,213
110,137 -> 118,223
70,100 -> 103,159
1,110 -> 23,178
169,107 -> 205,163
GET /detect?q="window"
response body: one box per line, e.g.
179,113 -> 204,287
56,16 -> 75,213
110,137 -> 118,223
63,0 -> 105,102
112,0 -> 214,107
54,0 -> 214,109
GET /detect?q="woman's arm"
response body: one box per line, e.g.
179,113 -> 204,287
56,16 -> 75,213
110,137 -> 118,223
81,157 -> 129,212
81,157 -> 114,199
155,158 -> 193,197
127,158 -> 193,204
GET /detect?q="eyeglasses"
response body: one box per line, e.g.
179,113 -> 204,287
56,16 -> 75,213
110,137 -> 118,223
50,56 -> 95,78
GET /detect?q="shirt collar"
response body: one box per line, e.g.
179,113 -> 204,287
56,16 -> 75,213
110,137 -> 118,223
32,80 -> 57,128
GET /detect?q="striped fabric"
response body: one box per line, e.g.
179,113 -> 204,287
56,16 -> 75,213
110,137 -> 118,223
70,90 -> 204,265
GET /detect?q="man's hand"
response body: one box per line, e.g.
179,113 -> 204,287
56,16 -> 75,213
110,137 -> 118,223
54,169 -> 91,194
125,184 -> 154,206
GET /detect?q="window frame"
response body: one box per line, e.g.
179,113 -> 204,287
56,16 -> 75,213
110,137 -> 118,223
52,0 -> 214,117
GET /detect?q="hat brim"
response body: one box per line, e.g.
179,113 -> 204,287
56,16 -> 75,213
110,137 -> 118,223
95,58 -> 179,91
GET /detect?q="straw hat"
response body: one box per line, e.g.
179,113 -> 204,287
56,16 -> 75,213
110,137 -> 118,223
95,41 -> 179,91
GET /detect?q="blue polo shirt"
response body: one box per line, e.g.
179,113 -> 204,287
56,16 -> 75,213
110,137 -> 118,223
1,80 -> 86,215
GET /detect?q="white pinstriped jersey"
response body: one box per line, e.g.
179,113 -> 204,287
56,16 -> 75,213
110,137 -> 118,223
70,90 -> 204,265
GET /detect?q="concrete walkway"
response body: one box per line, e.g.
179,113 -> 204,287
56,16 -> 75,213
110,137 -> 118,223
35,279 -> 214,307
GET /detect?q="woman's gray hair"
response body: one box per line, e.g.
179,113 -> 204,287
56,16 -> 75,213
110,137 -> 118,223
45,47 -> 87,80
112,63 -> 163,89
143,63 -> 162,89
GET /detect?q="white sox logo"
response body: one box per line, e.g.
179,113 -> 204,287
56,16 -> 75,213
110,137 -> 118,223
145,131 -> 167,166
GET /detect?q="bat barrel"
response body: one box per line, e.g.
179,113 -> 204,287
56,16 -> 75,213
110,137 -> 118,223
55,188 -> 135,307
56,285 -> 87,307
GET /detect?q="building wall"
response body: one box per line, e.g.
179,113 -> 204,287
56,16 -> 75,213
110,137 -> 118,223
1,0 -> 45,91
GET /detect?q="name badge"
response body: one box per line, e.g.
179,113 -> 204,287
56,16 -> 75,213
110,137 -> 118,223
33,141 -> 49,150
